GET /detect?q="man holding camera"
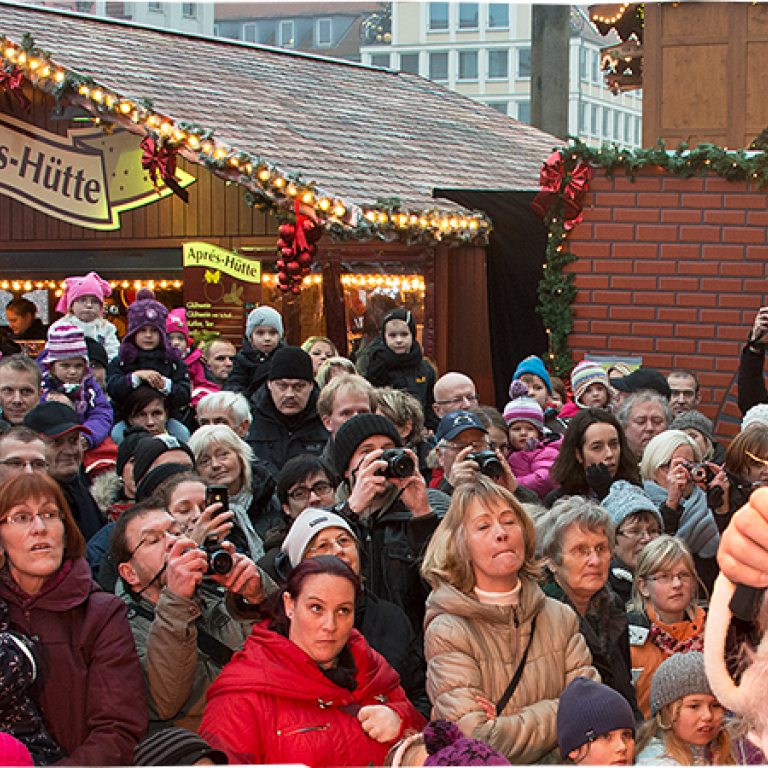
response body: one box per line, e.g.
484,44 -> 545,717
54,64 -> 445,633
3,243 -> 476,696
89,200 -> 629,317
110,499 -> 268,733
331,413 -> 442,634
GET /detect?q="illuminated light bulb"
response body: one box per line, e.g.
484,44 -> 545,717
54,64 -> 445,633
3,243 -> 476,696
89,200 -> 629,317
0,282 -> 7,290
134,281 -> 141,289
430,219 -> 439,228
213,148 -> 227,159
41,66 -> 50,77
365,211 -> 376,222
4,47 -> 14,58
286,184 -> 298,196
402,281 -> 411,291
29,59 -> 39,70
55,290 -> 62,297
24,282 -> 31,290
440,219 -> 450,229
378,213 -> 388,223
202,142 -> 213,154
302,191 -> 313,204
258,168 -> 270,182
229,156 -> 239,166
174,281 -> 182,288
17,53 -> 25,64
12,282 -> 19,291
244,163 -> 253,174
148,281 -> 155,289
410,215 -> 418,225
55,70 -> 65,82
35,282 -> 42,289
122,281 -> 129,288
318,198 -> 330,211
419,218 -> 428,228
459,219 -> 468,228
119,101 -> 132,114
148,115 -> 160,126
333,205 -> 346,217
313,275 -> 321,284
160,122 -> 172,134
187,135 -> 200,149
173,129 -> 185,141
375,277 -> 384,285
450,218 -> 459,228
273,177 -> 285,188
79,85 -> 90,96
160,281 -> 168,288
92,89 -> 103,102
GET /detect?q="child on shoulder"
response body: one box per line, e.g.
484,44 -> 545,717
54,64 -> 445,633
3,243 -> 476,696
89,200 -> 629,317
511,355 -> 566,435
107,289 -> 190,436
225,306 -> 284,400
41,324 -> 113,449
567,360 -> 613,415
49,271 -> 120,360
166,308 -> 219,408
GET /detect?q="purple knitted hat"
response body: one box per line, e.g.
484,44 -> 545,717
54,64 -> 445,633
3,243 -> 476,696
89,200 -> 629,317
43,324 -> 89,369
423,721 -> 510,766
503,380 -> 544,434
120,289 -> 179,364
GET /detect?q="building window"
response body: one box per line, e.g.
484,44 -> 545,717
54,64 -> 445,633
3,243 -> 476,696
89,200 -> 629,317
603,108 -> 610,138
625,113 -> 632,144
488,102 -> 508,115
458,51 -> 478,80
371,54 -> 391,68
591,104 -> 597,135
488,49 -> 508,79
635,116 -> 641,145
213,23 -> 220,36
459,3 -> 479,29
182,3 -> 196,18
429,51 -> 449,81
243,23 -> 256,42
517,47 -> 531,78
591,50 -> 600,83
400,53 -> 420,74
316,18 -> 332,46
148,1 -> 162,11
488,3 -> 509,29
518,101 -> 530,124
280,20 -> 294,48
614,110 -> 620,140
579,47 -> 588,81
579,102 -> 587,134
429,2 -> 449,31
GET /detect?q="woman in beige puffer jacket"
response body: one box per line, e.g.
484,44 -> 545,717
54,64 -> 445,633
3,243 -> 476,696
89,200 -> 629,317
422,477 -> 598,765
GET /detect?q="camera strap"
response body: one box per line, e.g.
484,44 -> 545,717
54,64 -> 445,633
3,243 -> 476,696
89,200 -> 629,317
495,615 -> 537,716
128,592 -> 234,667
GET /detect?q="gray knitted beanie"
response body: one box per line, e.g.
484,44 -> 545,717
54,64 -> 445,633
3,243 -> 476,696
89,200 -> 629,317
246,306 -> 283,339
650,651 -> 713,717
601,479 -> 662,530
672,410 -> 715,444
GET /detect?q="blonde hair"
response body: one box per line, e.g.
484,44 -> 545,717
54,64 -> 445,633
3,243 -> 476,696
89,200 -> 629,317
635,700 -> 734,765
421,476 -> 539,592
317,356 -> 358,388
640,430 -> 702,482
628,534 -> 701,614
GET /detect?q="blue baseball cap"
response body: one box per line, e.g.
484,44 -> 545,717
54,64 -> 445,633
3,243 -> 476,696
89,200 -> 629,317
435,410 -> 487,443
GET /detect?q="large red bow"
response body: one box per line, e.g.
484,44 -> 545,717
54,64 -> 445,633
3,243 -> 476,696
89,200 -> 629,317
531,152 -> 593,230
0,66 -> 31,111
141,135 -> 189,203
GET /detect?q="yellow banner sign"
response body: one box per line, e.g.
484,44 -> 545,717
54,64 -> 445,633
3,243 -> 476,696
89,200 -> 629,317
183,242 -> 261,284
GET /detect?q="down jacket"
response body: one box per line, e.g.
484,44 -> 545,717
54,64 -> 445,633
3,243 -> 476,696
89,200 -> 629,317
200,623 -> 426,767
424,576 -> 598,765
506,438 -> 561,501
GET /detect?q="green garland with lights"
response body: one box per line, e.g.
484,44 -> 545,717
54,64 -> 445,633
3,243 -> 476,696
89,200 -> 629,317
540,135 -> 768,376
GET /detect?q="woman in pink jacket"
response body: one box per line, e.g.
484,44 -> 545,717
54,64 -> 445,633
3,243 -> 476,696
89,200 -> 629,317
200,556 -> 425,767
503,382 -> 561,500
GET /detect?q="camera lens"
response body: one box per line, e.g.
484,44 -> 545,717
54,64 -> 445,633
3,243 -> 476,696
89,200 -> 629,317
208,550 -> 234,575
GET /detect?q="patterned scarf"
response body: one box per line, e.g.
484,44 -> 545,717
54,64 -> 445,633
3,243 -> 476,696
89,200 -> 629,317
647,604 -> 706,656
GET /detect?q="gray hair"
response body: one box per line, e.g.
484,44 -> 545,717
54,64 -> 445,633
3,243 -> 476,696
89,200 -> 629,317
639,429 -> 702,482
536,496 -> 615,565
188,424 -> 254,490
616,390 -> 671,429
196,391 -> 251,428
316,357 -> 358,388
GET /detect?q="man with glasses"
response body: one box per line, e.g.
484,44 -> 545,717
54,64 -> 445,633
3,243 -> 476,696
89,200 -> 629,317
246,347 -> 329,476
111,499 -> 269,733
0,425 -> 48,485
435,410 -> 520,498
432,372 -> 479,420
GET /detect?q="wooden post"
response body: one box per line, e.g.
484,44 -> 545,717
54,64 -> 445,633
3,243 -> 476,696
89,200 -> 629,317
322,259 -> 348,357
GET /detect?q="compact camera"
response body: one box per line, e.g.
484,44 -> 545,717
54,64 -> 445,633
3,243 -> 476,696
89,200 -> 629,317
467,450 -> 504,479
683,462 -> 716,485
376,448 -> 415,479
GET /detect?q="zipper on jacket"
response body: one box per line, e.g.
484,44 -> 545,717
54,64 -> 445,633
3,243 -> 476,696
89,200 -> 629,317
276,724 -> 330,737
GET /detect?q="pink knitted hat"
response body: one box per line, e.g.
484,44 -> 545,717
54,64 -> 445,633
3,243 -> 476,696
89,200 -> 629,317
42,324 -> 89,368
503,379 -> 544,434
55,271 -> 111,314
166,307 -> 190,344
0,734 -> 33,767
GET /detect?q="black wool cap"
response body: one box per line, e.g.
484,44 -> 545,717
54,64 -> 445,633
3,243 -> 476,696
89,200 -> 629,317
115,426 -> 152,477
84,337 -> 108,370
133,727 -> 228,766
132,434 -> 194,485
268,346 -> 314,382
135,462 -> 192,502
332,413 -> 402,476
381,307 -> 417,340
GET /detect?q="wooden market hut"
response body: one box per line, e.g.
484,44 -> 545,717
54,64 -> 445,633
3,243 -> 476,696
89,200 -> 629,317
0,1 -> 558,405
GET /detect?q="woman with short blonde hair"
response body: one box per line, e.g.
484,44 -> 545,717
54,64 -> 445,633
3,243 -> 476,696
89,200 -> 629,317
422,477 -> 596,764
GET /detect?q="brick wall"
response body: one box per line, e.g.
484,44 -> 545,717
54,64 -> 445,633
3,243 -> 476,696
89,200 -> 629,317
566,168 -> 768,441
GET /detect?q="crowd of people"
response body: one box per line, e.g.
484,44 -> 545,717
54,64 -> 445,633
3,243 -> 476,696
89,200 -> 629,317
0,270 -> 765,765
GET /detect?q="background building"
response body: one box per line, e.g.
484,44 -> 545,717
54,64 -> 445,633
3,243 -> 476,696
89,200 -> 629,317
360,2 -> 642,148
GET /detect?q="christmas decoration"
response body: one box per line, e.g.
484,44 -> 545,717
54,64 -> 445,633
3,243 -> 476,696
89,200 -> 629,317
275,202 -> 323,294
0,63 -> 29,110
140,135 -> 189,203
532,152 -> 593,231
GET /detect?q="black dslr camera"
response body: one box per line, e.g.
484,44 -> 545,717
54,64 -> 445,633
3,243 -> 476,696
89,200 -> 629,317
201,535 -> 234,576
376,448 -> 415,479
467,450 -> 504,479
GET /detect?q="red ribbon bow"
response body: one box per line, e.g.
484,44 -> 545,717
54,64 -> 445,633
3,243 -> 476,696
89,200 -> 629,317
0,66 -> 31,111
293,199 -> 309,255
141,135 -> 189,203
531,151 -> 593,230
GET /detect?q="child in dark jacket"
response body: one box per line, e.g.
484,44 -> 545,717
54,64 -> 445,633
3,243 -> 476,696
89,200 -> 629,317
224,306 -> 284,401
40,324 -> 113,450
0,600 -> 63,764
364,308 -> 438,432
107,289 -> 190,439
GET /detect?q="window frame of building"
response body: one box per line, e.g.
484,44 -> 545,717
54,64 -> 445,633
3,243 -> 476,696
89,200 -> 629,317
429,51 -> 450,81
614,110 -> 620,140
602,108 -> 610,138
428,2 -> 450,31
591,50 -> 600,83
181,2 -> 196,18
517,47 -> 531,79
487,49 -> 509,80
399,53 -> 420,75
458,2 -> 479,30
458,50 -> 479,80
148,1 -> 162,11
279,19 -> 295,48
487,102 -> 509,115
518,100 -> 530,124
243,22 -> 257,42
370,53 -> 391,68
316,18 -> 332,47
591,104 -> 598,136
487,3 -> 509,29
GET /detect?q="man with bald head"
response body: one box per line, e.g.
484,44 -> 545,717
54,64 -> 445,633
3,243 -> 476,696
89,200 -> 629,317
433,372 -> 479,420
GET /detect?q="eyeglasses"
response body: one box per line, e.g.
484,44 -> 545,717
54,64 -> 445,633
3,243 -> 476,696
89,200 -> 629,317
435,393 -> 479,407
306,533 -> 356,556
565,543 -> 611,561
746,450 -> 768,467
490,441 -> 510,454
1,509 -> 62,527
442,439 -> 490,451
287,481 -> 335,502
129,522 -> 182,558
616,526 -> 661,541
646,571 -> 694,585
0,459 -> 48,471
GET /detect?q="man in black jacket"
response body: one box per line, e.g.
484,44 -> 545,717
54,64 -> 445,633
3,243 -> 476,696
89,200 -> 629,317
245,347 -> 329,477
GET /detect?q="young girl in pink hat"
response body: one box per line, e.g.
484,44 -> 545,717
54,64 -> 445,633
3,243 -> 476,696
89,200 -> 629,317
49,271 -> 120,360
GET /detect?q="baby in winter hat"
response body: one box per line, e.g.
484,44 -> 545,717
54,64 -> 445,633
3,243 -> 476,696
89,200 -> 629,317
570,360 -> 612,409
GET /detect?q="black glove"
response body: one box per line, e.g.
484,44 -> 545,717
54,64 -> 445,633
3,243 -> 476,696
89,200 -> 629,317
585,462 -> 613,501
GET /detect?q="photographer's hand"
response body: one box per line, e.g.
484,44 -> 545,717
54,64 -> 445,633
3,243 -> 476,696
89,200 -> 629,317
165,538 -> 207,599
188,502 -> 234,547
391,449 -> 431,517
347,450 -> 390,516
750,306 -> 768,347
210,542 -> 265,604
447,445 -> 480,488
706,462 -> 729,512
666,457 -> 691,507
719,487 -> 768,587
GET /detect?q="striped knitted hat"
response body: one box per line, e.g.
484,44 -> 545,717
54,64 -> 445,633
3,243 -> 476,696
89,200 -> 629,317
503,380 -> 544,434
42,324 -> 88,368
571,360 -> 610,406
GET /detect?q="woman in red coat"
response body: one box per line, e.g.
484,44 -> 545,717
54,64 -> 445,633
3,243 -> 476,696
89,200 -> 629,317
200,555 -> 426,766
